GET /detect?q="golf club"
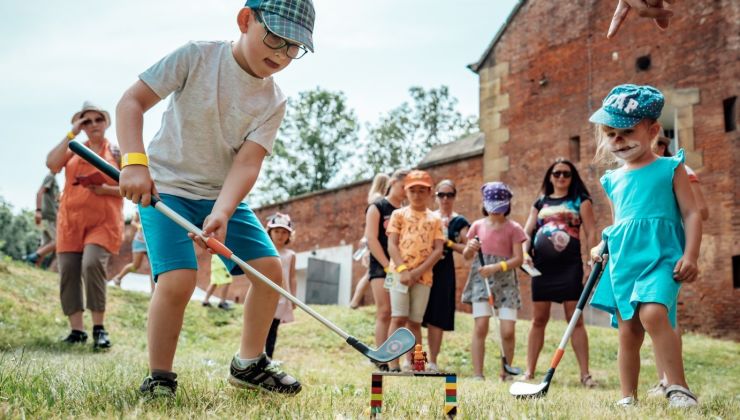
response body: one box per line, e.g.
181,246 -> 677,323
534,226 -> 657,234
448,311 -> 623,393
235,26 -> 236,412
509,243 -> 608,398
475,238 -> 522,376
68,140 -> 416,363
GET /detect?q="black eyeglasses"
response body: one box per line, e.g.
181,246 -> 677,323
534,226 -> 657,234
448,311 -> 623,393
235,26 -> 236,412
82,117 -> 106,126
255,11 -> 308,59
551,171 -> 572,179
436,192 -> 456,199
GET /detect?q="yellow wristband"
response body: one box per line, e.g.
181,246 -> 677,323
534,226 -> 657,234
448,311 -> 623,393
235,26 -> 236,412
500,261 -> 508,272
396,264 -> 408,273
446,239 -> 455,248
121,153 -> 149,168
66,131 -> 76,140
383,266 -> 390,273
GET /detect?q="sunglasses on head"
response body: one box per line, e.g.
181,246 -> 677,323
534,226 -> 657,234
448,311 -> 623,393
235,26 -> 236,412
551,170 -> 572,178
81,117 -> 106,126
436,192 -> 456,199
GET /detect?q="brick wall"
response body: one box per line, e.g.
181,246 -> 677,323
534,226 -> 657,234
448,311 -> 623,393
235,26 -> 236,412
475,0 -> 739,339
254,155 -> 486,313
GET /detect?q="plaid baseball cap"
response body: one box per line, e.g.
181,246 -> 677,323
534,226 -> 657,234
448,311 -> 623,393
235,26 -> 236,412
589,84 -> 664,129
404,170 -> 433,190
481,182 -> 512,214
245,0 -> 315,52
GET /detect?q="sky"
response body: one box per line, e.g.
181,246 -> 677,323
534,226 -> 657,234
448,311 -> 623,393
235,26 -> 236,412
0,0 -> 518,215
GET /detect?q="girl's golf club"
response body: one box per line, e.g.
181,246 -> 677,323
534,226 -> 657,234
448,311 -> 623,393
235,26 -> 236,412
509,243 -> 608,398
68,140 -> 415,363
475,238 -> 522,376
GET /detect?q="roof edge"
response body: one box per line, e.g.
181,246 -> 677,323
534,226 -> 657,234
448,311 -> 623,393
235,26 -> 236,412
468,0 -> 527,73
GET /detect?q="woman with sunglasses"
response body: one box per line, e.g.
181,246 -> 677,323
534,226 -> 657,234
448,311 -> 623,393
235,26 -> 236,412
422,179 -> 470,372
46,101 -> 123,350
521,159 -> 597,387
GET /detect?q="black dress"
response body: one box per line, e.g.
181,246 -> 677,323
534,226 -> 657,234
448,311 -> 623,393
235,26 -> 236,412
531,194 -> 590,303
367,198 -> 398,280
423,214 -> 469,331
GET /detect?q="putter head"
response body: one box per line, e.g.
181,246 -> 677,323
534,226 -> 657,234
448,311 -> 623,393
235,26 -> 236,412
366,327 -> 416,363
509,380 -> 550,398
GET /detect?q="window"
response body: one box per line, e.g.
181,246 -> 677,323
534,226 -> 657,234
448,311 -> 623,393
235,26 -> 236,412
724,96 -> 737,132
569,136 -> 581,162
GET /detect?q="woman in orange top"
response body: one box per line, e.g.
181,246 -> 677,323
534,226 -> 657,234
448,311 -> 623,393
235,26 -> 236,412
46,101 -> 123,350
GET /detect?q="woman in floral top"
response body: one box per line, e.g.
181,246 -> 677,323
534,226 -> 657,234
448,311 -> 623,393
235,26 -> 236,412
522,158 -> 598,387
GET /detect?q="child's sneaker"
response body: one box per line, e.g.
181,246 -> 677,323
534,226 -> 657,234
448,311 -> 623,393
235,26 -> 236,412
228,353 -> 301,394
666,385 -> 698,408
615,396 -> 636,407
218,301 -> 233,310
646,381 -> 667,399
140,374 -> 178,397
426,362 -> 439,373
202,301 -> 212,307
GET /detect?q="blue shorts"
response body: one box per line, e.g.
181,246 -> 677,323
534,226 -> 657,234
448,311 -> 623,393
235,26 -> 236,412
139,194 -> 278,280
131,238 -> 147,253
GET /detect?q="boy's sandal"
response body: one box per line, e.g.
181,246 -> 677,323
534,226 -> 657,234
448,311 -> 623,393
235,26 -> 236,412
665,385 -> 698,408
580,374 -> 598,388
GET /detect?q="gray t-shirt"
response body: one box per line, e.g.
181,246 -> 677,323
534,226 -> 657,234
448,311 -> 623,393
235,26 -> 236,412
140,41 -> 287,200
40,173 -> 59,221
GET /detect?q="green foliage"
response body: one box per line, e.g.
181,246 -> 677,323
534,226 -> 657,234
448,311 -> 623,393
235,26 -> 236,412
1,262 -> 738,418
256,88 -> 359,204
0,197 -> 39,260
362,86 -> 478,175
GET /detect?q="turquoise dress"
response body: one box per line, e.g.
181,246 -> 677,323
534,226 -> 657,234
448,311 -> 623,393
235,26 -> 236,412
590,150 -> 686,328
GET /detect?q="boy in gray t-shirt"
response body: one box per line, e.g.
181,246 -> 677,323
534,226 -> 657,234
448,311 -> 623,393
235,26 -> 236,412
115,0 -> 314,396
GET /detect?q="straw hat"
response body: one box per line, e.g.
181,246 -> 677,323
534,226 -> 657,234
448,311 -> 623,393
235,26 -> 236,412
70,101 -> 111,128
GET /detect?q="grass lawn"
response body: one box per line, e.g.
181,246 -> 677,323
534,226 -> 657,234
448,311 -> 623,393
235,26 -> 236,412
1,259 -> 738,419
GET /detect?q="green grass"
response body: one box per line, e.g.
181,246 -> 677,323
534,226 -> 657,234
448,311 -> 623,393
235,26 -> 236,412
1,259 -> 738,419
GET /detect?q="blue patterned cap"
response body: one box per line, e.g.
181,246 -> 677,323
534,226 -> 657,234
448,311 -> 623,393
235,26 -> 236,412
481,182 -> 512,214
245,0 -> 315,52
589,84 -> 664,129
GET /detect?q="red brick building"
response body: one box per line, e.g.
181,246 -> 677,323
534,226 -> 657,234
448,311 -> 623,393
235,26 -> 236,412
468,0 -> 738,339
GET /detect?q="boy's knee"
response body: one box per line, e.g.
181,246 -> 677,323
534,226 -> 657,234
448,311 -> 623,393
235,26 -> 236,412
532,314 -> 549,328
474,321 -> 489,337
247,257 -> 283,289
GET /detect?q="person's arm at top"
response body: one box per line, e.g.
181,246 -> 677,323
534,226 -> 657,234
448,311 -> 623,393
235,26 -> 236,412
116,80 -> 162,207
607,0 -> 674,39
193,141 -> 268,248
521,206 -> 539,265
673,164 -> 702,283
365,205 -> 390,269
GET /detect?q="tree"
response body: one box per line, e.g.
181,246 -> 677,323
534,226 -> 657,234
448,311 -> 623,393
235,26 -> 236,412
0,197 -> 39,260
362,86 -> 478,175
254,88 -> 359,205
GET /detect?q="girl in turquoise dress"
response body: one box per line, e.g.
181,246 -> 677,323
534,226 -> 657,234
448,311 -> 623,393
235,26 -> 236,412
588,85 -> 702,408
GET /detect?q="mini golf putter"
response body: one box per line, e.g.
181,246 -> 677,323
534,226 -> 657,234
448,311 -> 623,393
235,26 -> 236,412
68,140 -> 415,364
509,243 -> 608,398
